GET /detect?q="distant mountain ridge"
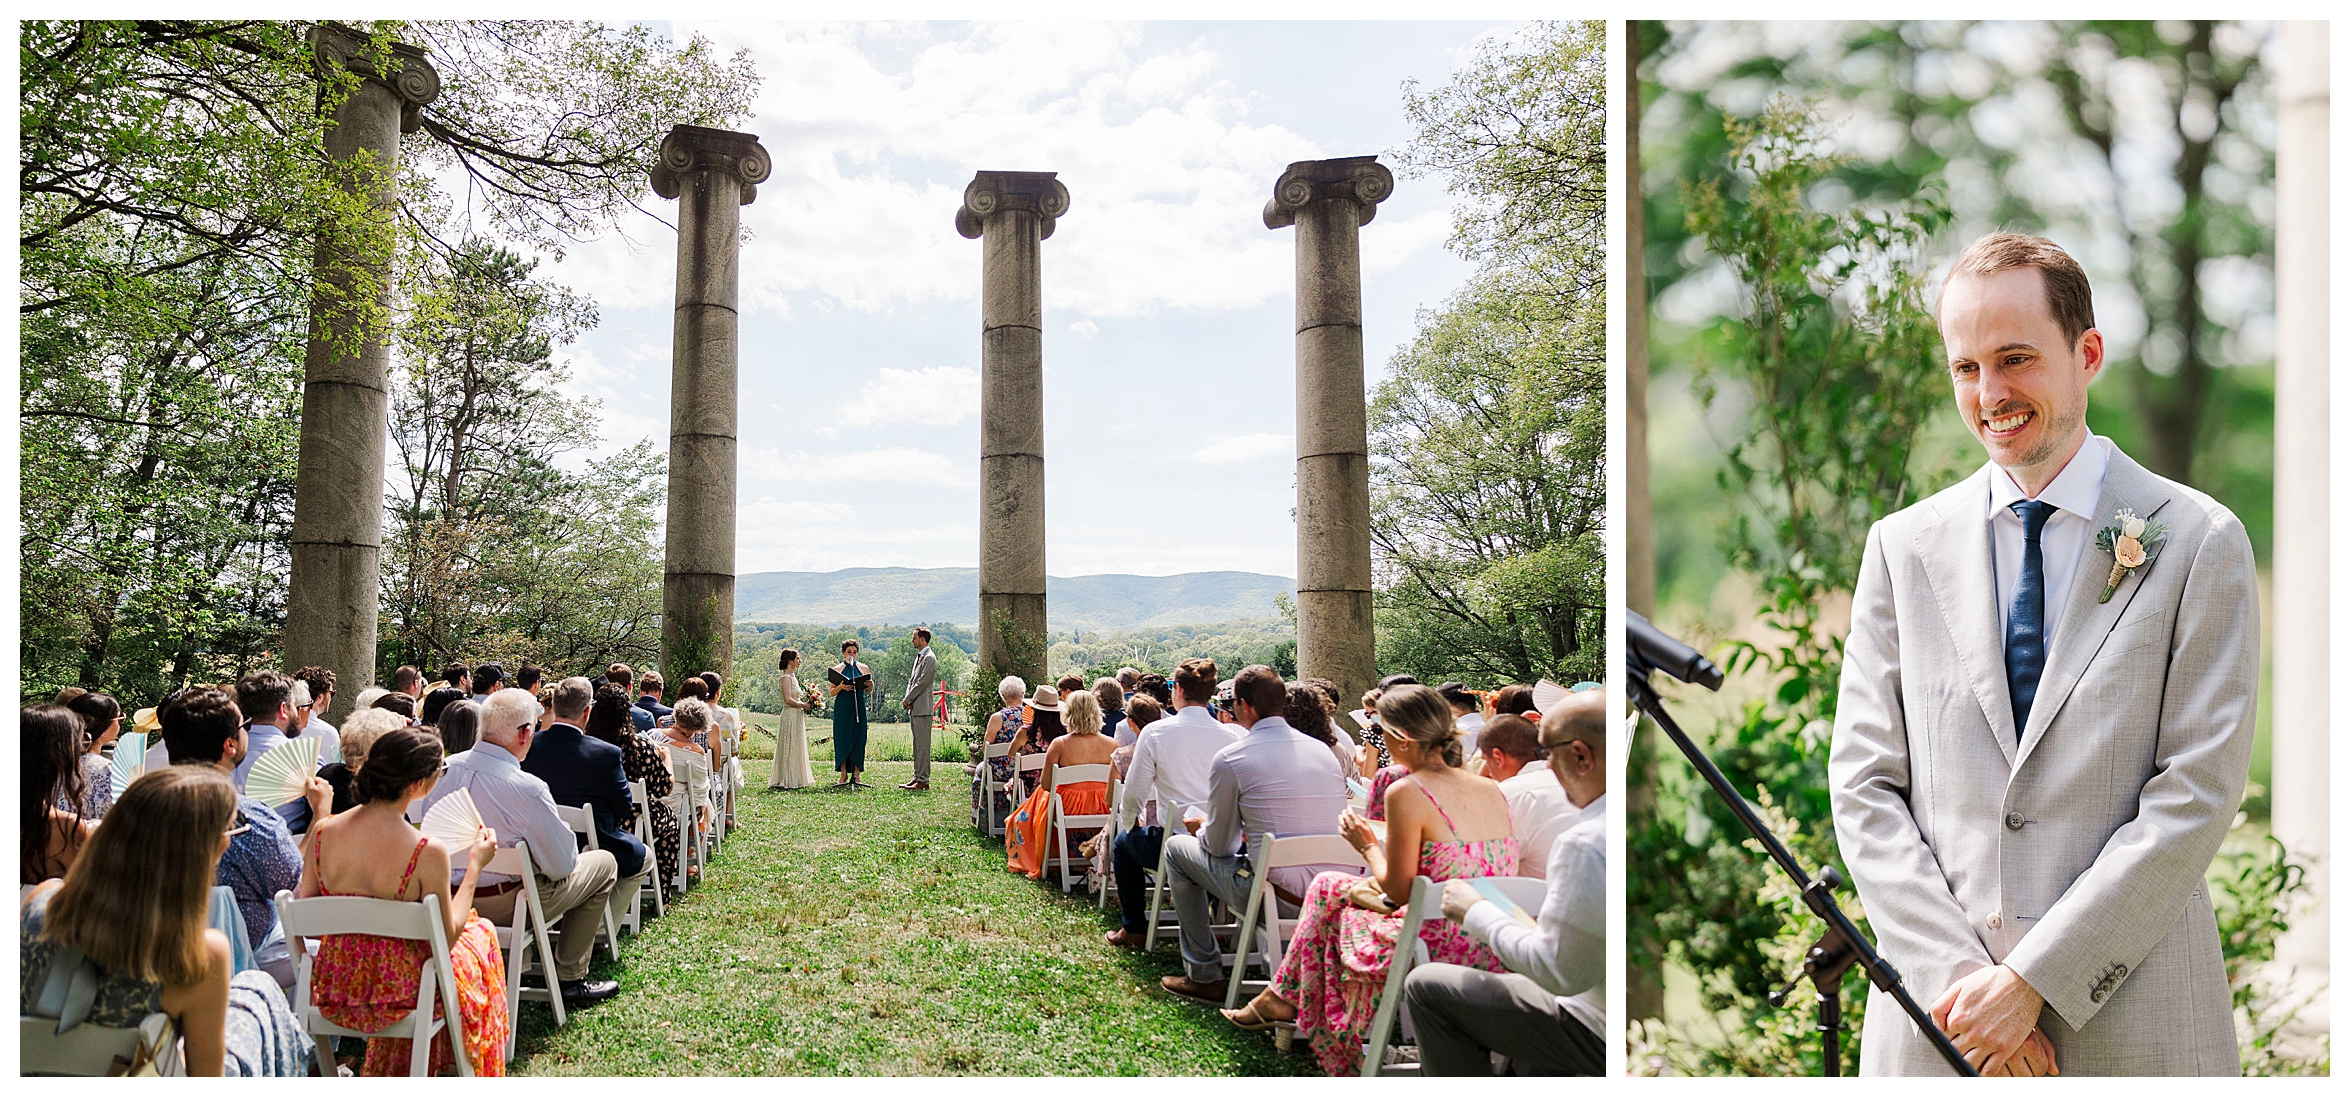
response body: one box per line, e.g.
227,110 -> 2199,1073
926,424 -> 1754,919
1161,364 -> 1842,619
733,567 -> 1294,631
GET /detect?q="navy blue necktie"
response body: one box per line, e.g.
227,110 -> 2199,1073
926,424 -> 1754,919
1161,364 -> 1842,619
2005,500 -> 2057,741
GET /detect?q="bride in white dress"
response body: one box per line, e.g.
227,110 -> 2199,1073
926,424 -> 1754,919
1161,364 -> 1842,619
769,648 -> 816,789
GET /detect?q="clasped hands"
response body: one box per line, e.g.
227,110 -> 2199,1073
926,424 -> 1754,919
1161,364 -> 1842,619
1930,964 -> 2059,1077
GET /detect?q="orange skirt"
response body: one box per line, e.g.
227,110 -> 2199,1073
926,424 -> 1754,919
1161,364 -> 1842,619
1006,781 -> 1108,879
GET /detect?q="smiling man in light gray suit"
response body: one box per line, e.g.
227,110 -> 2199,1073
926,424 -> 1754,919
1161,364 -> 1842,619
1830,234 -> 2256,1077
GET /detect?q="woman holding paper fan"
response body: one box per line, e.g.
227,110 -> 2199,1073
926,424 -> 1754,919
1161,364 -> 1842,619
295,726 -> 508,1075
1219,684 -> 1518,1076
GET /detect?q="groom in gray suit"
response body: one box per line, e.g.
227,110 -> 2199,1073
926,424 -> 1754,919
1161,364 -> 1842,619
900,627 -> 939,790
1830,234 -> 2256,1077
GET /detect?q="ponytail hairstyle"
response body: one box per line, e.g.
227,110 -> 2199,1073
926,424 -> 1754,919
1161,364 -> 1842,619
1374,684 -> 1462,769
44,766 -> 236,985
351,726 -> 445,805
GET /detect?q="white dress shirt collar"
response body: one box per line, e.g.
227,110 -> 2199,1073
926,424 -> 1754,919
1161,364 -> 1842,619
1985,433 -> 2110,523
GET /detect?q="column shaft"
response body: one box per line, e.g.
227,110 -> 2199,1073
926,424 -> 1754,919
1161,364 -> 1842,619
663,169 -> 744,680
287,60 -> 412,724
1294,199 -> 1377,706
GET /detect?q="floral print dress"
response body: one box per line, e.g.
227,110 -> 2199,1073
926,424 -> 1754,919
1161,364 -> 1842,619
972,705 -> 1027,827
1272,783 -> 1520,1076
310,834 -> 509,1076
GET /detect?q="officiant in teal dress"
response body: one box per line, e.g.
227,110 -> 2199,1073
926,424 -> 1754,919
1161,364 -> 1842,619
829,639 -> 874,789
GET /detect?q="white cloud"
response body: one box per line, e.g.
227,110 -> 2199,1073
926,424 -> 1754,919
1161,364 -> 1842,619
1069,319 -> 1099,339
836,366 -> 980,428
1191,432 -> 1292,465
744,445 -> 973,487
542,22 -> 1451,320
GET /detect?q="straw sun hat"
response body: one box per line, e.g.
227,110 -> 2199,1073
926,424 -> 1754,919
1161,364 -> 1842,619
1029,685 -> 1064,713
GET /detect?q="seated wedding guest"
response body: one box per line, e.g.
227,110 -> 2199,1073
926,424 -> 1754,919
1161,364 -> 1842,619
521,677 -> 649,891
1356,687 -> 1390,775
1220,683 -> 1520,1075
1489,682 -> 1538,720
65,691 -> 124,819
1117,667 -> 1141,696
1160,665 -> 1348,1002
661,699 -> 717,878
1133,672 -> 1173,710
391,664 -> 425,702
1404,691 -> 1606,1076
1113,694 -> 1164,772
317,707 -> 410,818
371,692 -> 417,722
1007,690 -> 1117,881
514,665 -> 544,699
422,688 -> 621,1008
1479,713 -> 1571,878
162,686 -> 328,984
295,727 -> 509,1075
22,704 -> 96,883
469,663 -> 507,706
700,671 -> 743,809
1016,684 -> 1066,755
1284,681 -> 1360,784
587,685 -> 678,903
292,666 -> 341,766
1439,682 -> 1486,758
421,686 -> 467,729
232,669 -> 298,793
972,676 -> 1029,828
634,672 -> 672,729
22,766 -> 312,1076
1105,659 -> 1240,950
441,661 -> 470,693
351,686 -> 390,715
1095,678 -> 1129,743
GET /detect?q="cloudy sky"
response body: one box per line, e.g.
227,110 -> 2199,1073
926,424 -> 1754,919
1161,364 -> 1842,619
540,21 -> 1509,578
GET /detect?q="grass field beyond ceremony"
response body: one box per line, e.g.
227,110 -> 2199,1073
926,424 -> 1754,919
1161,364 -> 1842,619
507,727 -> 1315,1076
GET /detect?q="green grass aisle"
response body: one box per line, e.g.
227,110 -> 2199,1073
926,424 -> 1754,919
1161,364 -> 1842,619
509,750 -> 1318,1076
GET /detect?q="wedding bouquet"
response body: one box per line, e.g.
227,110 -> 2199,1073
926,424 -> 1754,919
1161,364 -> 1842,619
802,678 -> 829,717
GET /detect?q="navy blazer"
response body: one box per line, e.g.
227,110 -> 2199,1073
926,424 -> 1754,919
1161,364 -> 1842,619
519,722 -> 647,877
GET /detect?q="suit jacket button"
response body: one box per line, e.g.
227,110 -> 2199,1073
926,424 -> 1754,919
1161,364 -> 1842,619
2005,811 -> 2026,830
2091,987 -> 2107,1003
1986,913 -> 2002,930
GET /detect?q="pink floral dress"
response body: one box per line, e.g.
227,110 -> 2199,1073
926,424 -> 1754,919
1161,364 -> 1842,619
311,833 -> 510,1076
1272,783 -> 1519,1076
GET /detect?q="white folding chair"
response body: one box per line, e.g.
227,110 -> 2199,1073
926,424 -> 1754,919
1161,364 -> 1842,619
663,759 -> 703,894
973,741 -> 1015,836
17,1012 -> 183,1077
629,779 -> 665,920
1046,765 -> 1115,894
484,843 -> 565,1052
1225,832 -> 1371,1009
1012,752 -> 1046,816
1097,795 -> 1135,912
554,805 -> 624,962
1361,874 -> 1453,1076
275,890 -> 473,1077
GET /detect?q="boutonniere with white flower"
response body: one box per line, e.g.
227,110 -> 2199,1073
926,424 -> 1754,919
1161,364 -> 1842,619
2093,508 -> 2168,604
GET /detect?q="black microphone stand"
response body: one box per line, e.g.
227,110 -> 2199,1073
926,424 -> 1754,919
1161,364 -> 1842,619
1627,646 -> 1978,1077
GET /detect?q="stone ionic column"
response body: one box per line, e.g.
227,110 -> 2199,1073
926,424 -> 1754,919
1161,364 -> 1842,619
651,125 -> 770,681
287,26 -> 440,723
1265,156 -> 1391,709
956,171 -> 1069,687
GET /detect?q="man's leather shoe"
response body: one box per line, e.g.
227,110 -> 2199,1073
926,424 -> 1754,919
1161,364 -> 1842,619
1160,974 -> 1227,1003
1104,928 -> 1145,950
560,978 -> 620,1006
900,779 -> 929,790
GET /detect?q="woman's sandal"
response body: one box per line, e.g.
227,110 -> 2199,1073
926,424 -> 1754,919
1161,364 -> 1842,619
1220,999 -> 1295,1032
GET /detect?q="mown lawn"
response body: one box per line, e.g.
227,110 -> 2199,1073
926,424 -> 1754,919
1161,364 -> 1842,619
508,727 -> 1317,1076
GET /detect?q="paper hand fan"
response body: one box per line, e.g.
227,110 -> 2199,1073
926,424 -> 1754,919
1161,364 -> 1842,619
422,788 -> 495,852
246,736 -> 320,808
1532,678 -> 1572,717
111,732 -> 148,797
1345,708 -> 1374,732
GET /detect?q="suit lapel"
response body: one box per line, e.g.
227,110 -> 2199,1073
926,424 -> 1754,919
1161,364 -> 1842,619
1914,468 -> 2018,767
2014,450 -> 2172,768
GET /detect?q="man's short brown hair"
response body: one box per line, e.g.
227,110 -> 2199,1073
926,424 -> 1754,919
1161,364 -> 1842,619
1942,232 -> 2096,345
1233,665 -> 1286,720
606,664 -> 633,690
1174,658 -> 1219,703
294,665 -> 337,698
639,671 -> 664,696
1479,713 -> 1544,763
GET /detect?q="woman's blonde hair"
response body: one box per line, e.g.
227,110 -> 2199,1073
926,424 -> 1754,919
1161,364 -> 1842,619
1064,690 -> 1103,736
45,765 -> 236,986
1375,684 -> 1463,769
339,706 -> 408,774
